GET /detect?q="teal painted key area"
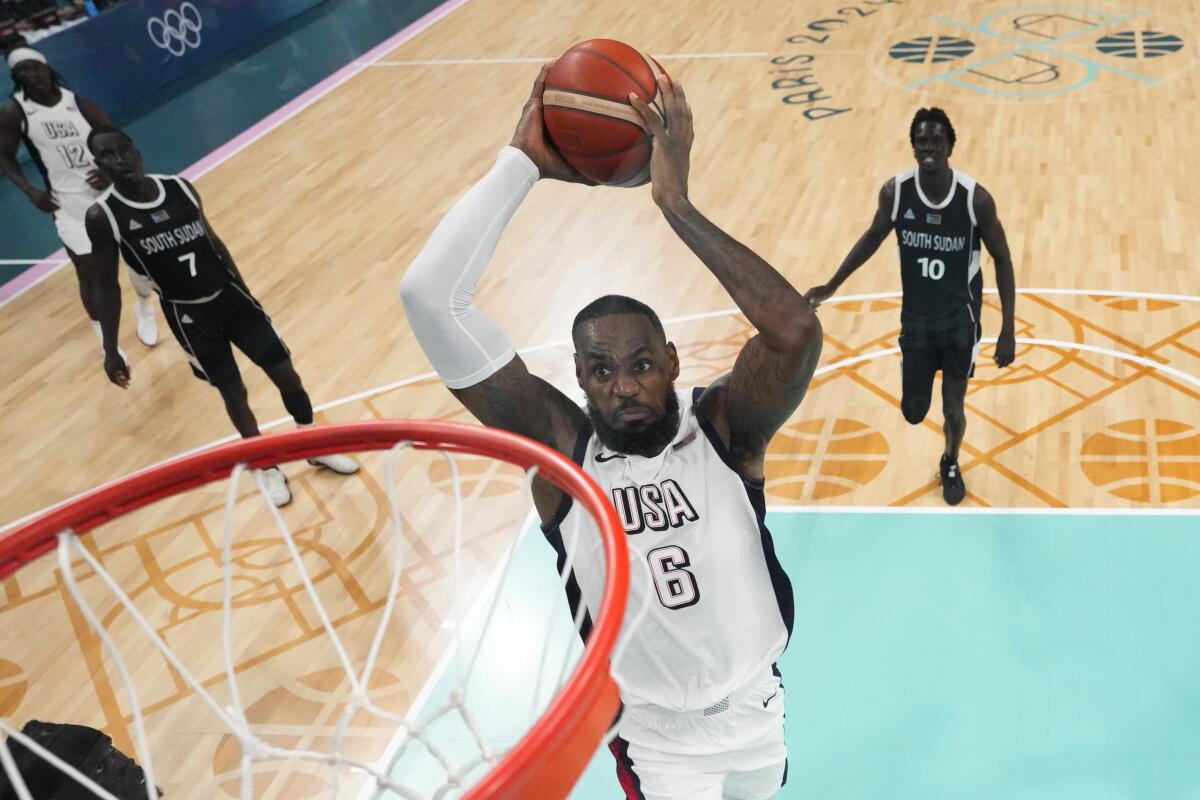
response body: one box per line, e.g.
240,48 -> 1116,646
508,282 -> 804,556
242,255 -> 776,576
389,509 -> 1200,799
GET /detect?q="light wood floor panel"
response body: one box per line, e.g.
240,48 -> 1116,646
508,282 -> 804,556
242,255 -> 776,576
2,0 -> 1199,796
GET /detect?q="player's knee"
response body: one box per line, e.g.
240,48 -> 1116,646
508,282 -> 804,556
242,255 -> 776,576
266,358 -> 302,391
941,389 -> 967,426
901,395 -> 931,425
943,402 -> 966,428
217,380 -> 248,402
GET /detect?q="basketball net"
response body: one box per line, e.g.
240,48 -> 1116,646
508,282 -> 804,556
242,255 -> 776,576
0,422 -> 637,800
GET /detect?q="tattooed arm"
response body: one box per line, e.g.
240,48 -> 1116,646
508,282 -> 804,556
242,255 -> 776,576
630,80 -> 823,480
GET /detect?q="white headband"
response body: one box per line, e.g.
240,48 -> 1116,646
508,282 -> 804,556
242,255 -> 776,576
6,48 -> 47,69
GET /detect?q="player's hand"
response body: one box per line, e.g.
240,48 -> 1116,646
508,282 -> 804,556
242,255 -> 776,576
26,188 -> 59,214
103,349 -> 131,388
994,328 -> 1016,368
629,76 -> 693,208
804,284 -> 836,309
86,169 -> 110,191
510,62 -> 595,185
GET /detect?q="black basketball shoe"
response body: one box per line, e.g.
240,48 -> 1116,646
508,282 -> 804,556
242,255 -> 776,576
940,454 -> 966,505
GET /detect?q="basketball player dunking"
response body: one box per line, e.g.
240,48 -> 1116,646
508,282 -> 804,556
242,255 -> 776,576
0,47 -> 159,349
81,126 -> 358,507
401,65 -> 823,799
806,108 -> 1017,505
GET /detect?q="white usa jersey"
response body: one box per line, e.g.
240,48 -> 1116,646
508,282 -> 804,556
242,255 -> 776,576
544,387 -> 793,712
14,88 -> 97,196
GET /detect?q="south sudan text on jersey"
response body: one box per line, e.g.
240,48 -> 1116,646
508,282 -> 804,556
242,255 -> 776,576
138,220 -> 206,255
899,231 -> 968,252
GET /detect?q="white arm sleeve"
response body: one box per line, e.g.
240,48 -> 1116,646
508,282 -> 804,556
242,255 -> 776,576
399,146 -> 540,389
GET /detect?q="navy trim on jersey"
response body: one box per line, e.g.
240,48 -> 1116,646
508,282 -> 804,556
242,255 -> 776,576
692,386 -> 795,641
689,386 -> 765,489
14,94 -> 54,191
11,98 -> 28,136
541,422 -> 592,530
540,422 -> 597,642
20,132 -> 52,191
609,736 -> 646,800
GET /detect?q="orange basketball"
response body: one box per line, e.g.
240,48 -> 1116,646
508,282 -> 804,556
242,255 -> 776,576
543,39 -> 669,186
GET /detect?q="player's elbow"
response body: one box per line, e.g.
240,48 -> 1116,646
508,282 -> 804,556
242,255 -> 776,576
793,309 -> 823,356
773,304 -> 822,357
398,259 -> 438,319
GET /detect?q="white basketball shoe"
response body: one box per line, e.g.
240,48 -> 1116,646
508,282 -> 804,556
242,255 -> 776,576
307,454 -> 360,475
256,467 -> 292,507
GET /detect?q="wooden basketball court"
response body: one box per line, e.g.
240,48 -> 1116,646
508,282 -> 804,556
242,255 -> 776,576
2,0 -> 1198,796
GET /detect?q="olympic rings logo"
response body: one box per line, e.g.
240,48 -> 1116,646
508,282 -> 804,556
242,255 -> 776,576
147,2 -> 202,57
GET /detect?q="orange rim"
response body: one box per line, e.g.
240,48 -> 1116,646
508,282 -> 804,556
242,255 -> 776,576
0,421 -> 627,799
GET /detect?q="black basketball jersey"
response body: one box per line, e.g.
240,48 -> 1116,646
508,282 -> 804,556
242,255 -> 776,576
94,175 -> 231,303
890,167 -> 982,330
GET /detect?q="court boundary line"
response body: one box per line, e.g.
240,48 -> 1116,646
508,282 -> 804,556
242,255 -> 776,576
766,505 -> 1200,516
3,286 -> 1199,534
0,0 -> 472,310
366,51 -> 768,66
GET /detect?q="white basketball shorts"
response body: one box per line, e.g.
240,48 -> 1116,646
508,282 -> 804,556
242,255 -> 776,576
52,190 -> 99,256
608,665 -> 788,800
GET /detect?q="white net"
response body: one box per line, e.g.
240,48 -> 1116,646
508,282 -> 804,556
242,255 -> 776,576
0,435 -> 643,799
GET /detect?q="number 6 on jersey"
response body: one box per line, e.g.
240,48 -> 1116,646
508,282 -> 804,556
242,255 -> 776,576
648,545 -> 700,609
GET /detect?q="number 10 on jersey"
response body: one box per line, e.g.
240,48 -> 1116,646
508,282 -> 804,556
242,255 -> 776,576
918,256 -> 945,281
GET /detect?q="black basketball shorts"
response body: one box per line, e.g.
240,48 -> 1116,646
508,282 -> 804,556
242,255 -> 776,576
161,284 -> 291,388
899,320 -> 982,397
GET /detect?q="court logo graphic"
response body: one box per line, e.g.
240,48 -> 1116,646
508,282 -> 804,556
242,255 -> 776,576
765,418 -> 889,502
1096,31 -> 1184,58
875,4 -> 1193,100
1081,418 -> 1200,503
147,1 -> 202,57
889,35 -> 976,64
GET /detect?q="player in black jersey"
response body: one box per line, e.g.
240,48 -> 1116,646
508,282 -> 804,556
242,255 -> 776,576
805,108 -> 1017,505
79,126 -> 358,506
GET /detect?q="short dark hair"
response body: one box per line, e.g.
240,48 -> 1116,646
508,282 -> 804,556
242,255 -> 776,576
572,295 -> 665,346
909,107 -> 956,151
86,125 -> 134,155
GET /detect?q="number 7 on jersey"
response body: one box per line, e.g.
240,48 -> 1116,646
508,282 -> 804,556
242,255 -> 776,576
178,252 -> 196,277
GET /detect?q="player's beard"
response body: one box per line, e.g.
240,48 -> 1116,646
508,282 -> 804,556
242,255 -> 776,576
588,384 -> 681,458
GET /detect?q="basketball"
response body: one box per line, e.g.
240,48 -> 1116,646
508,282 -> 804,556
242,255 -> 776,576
542,39 -> 669,186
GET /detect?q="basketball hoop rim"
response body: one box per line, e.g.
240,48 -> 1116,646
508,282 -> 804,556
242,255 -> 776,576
0,420 -> 629,799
